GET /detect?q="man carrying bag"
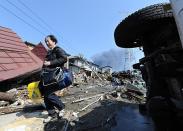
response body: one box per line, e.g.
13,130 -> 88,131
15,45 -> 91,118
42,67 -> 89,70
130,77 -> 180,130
39,35 -> 72,123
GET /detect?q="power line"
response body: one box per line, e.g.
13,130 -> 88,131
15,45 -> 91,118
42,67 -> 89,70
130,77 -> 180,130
17,0 -> 78,53
3,0 -> 81,56
17,0 -> 58,36
0,3 -> 45,36
6,0 -> 51,34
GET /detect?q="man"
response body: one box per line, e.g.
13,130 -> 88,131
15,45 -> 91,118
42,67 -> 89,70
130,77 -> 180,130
40,35 -> 67,123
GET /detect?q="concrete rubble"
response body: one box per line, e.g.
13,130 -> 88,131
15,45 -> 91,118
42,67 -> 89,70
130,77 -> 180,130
0,70 -> 151,131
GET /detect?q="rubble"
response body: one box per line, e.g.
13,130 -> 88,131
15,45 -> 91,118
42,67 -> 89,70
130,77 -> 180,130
0,69 -> 148,131
0,92 -> 16,103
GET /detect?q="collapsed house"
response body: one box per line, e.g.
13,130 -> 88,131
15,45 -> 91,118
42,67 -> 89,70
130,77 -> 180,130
0,26 -> 43,91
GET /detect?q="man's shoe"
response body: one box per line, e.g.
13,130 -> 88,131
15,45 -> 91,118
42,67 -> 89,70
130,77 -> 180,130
59,109 -> 65,118
43,116 -> 52,123
43,115 -> 57,123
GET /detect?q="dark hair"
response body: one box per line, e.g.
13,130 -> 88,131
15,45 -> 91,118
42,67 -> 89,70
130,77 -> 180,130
45,35 -> 58,44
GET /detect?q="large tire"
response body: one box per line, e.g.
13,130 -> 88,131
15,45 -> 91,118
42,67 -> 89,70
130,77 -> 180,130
114,3 -> 174,48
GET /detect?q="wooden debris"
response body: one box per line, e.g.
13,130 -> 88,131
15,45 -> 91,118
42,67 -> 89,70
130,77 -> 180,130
80,96 -> 101,111
0,101 -> 9,107
72,93 -> 103,103
0,91 -> 16,102
0,103 -> 44,115
0,106 -> 23,115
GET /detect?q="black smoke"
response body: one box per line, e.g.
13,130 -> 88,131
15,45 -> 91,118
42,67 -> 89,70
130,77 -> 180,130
91,48 -> 144,71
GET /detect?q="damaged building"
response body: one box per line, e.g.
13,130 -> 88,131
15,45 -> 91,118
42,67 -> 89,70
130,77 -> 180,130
0,26 -> 43,91
69,56 -> 101,77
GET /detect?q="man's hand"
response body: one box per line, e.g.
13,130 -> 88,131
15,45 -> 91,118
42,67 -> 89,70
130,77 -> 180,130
44,61 -> 51,66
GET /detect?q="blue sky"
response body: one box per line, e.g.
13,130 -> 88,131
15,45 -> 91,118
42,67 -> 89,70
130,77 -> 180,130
0,0 -> 169,70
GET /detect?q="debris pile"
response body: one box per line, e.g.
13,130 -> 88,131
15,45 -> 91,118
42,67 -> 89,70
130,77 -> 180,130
0,85 -> 44,115
0,69 -> 147,131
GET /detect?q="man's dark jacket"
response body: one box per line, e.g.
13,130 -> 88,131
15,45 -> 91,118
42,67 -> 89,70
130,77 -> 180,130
44,46 -> 67,69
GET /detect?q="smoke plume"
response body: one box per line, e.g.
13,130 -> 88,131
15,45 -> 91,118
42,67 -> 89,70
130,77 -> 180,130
91,48 -> 144,71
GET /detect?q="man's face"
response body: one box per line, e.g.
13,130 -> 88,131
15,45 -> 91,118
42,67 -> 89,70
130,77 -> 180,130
45,37 -> 55,49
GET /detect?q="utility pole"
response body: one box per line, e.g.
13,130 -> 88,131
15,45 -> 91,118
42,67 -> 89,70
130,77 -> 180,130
124,49 -> 132,71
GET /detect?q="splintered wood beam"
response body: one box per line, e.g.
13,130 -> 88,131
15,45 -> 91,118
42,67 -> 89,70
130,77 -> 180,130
72,94 -> 103,103
0,104 -> 45,115
0,92 -> 16,102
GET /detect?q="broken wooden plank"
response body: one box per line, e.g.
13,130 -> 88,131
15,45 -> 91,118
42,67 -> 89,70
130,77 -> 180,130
0,101 -> 9,107
0,103 -> 45,115
80,96 -> 101,111
0,92 -> 16,102
0,106 -> 23,115
72,93 -> 103,103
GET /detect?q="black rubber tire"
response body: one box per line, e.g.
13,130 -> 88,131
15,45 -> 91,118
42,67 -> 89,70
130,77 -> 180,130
114,3 -> 174,48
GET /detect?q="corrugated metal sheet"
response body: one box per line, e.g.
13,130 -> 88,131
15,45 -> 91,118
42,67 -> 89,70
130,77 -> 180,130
0,26 -> 43,82
31,42 -> 47,61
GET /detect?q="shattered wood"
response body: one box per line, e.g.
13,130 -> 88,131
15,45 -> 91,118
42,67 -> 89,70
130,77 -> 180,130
0,103 -> 44,115
80,96 -> 102,111
0,92 -> 17,102
71,93 -> 103,103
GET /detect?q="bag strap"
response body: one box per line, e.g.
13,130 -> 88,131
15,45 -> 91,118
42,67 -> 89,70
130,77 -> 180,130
43,81 -> 58,86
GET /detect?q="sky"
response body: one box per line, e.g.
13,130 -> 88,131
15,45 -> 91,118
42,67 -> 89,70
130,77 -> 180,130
0,0 -> 169,71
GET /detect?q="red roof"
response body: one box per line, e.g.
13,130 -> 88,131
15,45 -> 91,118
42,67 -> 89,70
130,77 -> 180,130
0,26 -> 43,82
31,42 -> 47,61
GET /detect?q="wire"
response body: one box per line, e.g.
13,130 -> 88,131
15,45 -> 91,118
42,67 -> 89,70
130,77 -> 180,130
17,0 -> 78,53
0,3 -> 45,36
6,0 -> 51,34
3,0 -> 81,56
17,0 -> 57,35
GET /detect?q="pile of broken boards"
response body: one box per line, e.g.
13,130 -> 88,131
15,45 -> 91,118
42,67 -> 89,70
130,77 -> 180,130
0,85 -> 44,115
0,77 -> 146,131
